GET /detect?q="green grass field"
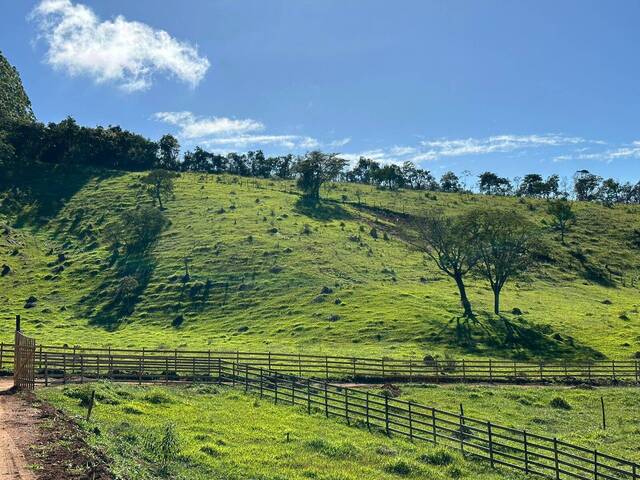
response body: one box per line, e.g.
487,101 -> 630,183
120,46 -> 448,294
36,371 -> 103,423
393,383 -> 640,463
37,382 -> 524,480
2,166 -> 640,361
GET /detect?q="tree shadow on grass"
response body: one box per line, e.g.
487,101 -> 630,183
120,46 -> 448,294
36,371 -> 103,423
83,247 -> 157,331
433,313 -> 604,361
293,198 -> 354,222
3,164 -> 125,229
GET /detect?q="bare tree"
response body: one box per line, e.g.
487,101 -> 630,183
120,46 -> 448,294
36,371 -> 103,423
414,211 -> 480,318
472,209 -> 536,315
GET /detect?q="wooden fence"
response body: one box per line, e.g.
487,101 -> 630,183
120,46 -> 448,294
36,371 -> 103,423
220,361 -> 639,480
0,342 -> 638,479
12,332 -> 35,390
0,343 -> 639,385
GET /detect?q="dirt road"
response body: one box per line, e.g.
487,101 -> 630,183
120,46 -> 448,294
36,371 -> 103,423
0,378 -> 37,480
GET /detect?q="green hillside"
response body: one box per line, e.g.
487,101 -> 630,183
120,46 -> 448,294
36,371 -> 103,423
2,166 -> 640,360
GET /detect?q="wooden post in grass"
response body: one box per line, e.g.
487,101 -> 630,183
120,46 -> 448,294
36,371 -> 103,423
307,379 -> 311,414
86,390 -> 96,421
324,383 -> 329,418
344,388 -> 349,425
44,352 -> 48,387
384,395 -> 390,436
0,342 -> 3,371
15,314 -> 21,333
488,422 -> 494,468
553,438 -> 560,480
601,396 -> 606,430
459,403 -> 465,453
432,408 -> 437,444
408,402 -> 414,442
523,430 -> 529,474
594,450 -> 599,479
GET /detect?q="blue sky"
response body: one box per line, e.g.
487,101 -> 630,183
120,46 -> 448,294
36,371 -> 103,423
2,0 -> 640,181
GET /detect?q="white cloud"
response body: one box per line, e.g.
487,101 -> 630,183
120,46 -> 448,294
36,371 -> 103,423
418,134 -> 591,159
201,135 -> 318,150
31,0 -> 210,91
153,110 -> 343,151
153,111 -> 263,139
340,134 -> 599,167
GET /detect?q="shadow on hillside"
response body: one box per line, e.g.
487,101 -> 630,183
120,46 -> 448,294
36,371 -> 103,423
1,164 -> 125,228
84,246 -> 157,331
433,313 -> 604,361
293,198 -> 353,221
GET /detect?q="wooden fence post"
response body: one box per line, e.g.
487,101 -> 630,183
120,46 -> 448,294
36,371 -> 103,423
63,347 -> 67,384
489,359 -> 493,382
365,392 -> 370,430
459,403 -> 465,453
260,368 -> 264,398
432,408 -> 437,444
384,395 -> 390,436
352,357 -> 356,381
44,352 -> 48,387
344,388 -> 349,425
165,358 -> 169,384
524,430 -> 529,474
232,363 -> 236,386
594,449 -> 598,480
245,365 -> 249,393
408,402 -> 413,442
324,382 -> 329,418
80,354 -> 84,384
553,438 -> 560,480
290,376 -> 295,405
0,343 -> 4,370
488,422 -> 494,468
462,359 -> 466,382
307,379 -> 311,414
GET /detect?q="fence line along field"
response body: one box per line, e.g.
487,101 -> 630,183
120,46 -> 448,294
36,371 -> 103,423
2,342 -> 640,385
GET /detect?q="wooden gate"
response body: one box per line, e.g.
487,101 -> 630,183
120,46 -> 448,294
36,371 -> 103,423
14,331 -> 36,390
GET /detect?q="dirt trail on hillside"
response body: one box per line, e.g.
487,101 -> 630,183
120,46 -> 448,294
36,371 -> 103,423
0,378 -> 37,480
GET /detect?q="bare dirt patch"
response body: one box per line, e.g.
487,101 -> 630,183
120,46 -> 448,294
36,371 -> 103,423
0,379 -> 114,480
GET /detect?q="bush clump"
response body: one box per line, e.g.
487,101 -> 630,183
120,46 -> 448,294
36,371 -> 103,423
550,397 -> 571,410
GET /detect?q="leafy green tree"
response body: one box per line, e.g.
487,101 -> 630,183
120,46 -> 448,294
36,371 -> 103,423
478,171 -> 512,195
573,170 -> 602,201
293,151 -> 348,203
141,169 -> 179,209
157,134 -> 180,169
439,171 -> 462,192
414,211 -> 480,318
120,206 -> 169,253
0,51 -> 34,123
547,199 -> 576,244
472,209 -> 536,315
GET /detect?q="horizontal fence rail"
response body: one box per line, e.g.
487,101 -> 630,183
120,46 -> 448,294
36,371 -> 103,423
220,361 -> 639,480
1,343 -> 639,385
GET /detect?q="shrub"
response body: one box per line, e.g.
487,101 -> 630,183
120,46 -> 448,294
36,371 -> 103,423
384,458 -> 414,475
550,397 -> 571,410
419,448 -> 455,466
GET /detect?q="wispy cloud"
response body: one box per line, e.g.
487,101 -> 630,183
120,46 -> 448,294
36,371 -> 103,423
342,134 -> 602,167
154,110 -> 331,151
554,141 -> 640,163
30,0 -> 210,91
153,112 -> 263,139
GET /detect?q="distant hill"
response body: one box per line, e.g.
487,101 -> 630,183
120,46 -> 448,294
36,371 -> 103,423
1,166 -> 639,361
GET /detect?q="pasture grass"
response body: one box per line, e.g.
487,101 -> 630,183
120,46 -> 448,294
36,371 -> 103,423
37,382 -> 523,480
2,168 -> 640,361
396,383 -> 640,462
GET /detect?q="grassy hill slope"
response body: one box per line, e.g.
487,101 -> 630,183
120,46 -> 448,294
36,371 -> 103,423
2,166 -> 640,360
